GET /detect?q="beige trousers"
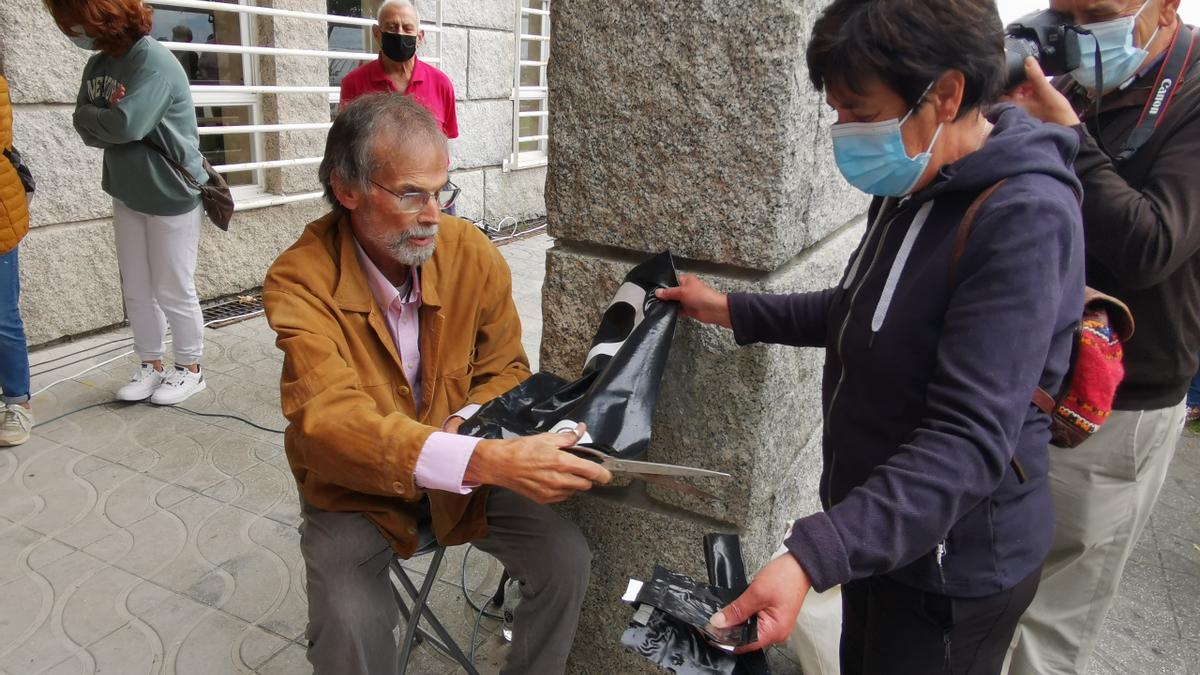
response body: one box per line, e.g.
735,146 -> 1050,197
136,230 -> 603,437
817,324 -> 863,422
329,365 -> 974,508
1006,400 -> 1185,675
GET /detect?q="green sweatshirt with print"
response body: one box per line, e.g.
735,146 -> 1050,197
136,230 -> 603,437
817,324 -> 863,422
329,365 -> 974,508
74,35 -> 203,216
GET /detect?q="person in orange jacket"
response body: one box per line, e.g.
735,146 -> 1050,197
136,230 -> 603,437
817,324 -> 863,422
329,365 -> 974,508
0,71 -> 33,447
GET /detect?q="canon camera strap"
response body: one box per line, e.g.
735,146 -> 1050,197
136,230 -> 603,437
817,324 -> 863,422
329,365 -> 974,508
1115,25 -> 1197,162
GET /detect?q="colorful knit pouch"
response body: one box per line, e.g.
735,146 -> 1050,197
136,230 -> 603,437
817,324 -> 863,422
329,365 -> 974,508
1044,293 -> 1134,448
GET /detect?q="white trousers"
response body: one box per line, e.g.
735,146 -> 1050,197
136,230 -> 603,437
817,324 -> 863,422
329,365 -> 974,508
112,199 -> 204,365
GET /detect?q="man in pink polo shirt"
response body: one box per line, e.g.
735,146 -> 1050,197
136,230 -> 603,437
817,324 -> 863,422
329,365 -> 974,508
339,0 -> 458,139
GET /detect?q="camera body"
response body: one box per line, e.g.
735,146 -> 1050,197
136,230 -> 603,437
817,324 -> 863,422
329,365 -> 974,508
1004,9 -> 1083,89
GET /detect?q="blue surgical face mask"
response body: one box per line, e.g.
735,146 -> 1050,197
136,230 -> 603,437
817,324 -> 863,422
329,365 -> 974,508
830,87 -> 945,198
1073,0 -> 1160,94
68,25 -> 95,50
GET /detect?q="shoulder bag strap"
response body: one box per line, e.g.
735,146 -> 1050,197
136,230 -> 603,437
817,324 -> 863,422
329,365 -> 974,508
141,137 -> 202,189
947,179 -> 1008,287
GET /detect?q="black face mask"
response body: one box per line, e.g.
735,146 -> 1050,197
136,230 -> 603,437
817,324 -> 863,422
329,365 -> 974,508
380,31 -> 417,63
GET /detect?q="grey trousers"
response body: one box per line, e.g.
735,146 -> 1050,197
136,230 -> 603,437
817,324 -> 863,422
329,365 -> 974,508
300,488 -> 592,675
1007,401 -> 1185,675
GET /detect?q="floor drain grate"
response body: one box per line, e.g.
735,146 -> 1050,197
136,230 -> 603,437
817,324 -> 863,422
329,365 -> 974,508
202,294 -> 264,328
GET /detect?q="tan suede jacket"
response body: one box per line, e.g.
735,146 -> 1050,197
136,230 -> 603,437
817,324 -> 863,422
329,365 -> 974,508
263,211 -> 530,556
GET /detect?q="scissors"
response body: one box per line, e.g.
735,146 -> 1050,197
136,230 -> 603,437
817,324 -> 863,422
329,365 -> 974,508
564,445 -> 731,502
565,445 -> 731,479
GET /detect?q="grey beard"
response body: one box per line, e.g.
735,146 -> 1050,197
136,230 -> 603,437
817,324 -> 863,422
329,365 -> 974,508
387,224 -> 439,267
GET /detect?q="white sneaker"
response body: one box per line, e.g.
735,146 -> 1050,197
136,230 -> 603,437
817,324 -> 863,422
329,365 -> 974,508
0,404 -> 33,446
116,363 -> 166,401
150,366 -> 206,405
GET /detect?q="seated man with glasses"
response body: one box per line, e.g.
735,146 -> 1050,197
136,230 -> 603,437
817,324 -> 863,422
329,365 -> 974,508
263,93 -> 611,675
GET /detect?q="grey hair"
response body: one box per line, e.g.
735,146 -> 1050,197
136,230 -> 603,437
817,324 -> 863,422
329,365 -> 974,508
376,0 -> 420,23
319,93 -> 446,211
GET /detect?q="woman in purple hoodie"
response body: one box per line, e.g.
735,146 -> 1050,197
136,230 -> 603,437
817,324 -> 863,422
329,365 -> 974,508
659,1 -> 1085,672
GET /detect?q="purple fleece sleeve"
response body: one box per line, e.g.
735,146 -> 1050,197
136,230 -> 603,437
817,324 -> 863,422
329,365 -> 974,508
727,288 -> 836,348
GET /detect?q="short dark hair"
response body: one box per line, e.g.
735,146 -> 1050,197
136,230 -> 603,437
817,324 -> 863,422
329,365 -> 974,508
319,93 -> 446,210
806,0 -> 1005,116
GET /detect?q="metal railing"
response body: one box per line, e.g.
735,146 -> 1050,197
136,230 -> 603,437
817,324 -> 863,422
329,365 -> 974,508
506,1 -> 551,171
152,0 -> 443,210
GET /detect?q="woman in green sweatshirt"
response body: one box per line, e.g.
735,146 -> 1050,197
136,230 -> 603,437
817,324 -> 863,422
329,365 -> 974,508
46,0 -> 208,406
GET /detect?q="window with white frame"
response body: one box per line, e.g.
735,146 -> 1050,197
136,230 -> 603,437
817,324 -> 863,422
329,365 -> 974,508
144,0 -> 440,210
326,0 -> 444,118
327,0 -> 368,95
507,0 -> 550,170
150,0 -> 265,198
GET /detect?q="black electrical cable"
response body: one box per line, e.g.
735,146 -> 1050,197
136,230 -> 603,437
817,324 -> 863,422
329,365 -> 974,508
28,307 -> 262,387
171,406 -> 285,434
27,335 -> 135,370
30,399 -> 284,435
461,544 -> 505,667
29,341 -> 137,378
467,598 -> 491,666
460,544 -> 505,620
32,400 -> 131,428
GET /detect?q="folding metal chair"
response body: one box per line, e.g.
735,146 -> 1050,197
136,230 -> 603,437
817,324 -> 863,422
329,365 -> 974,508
390,535 -> 481,675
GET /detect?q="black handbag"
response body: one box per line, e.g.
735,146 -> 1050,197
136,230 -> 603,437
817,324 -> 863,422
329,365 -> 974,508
142,138 -> 234,231
3,146 -> 35,194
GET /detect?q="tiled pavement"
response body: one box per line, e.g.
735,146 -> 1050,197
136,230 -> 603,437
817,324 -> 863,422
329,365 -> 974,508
1,231 -> 1197,674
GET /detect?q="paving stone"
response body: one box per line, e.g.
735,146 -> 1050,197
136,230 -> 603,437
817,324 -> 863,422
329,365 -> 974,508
261,458 -> 304,529
189,507 -> 293,623
7,485 -> 91,546
122,582 -> 224,673
25,536 -> 77,573
1154,528 -> 1200,578
147,495 -> 232,604
200,479 -> 243,504
239,625 -> 293,670
1093,621 -> 1196,675
0,550 -> 108,673
101,471 -> 171,529
41,654 -> 92,675
82,622 -> 159,675
11,441 -> 87,494
153,484 -> 196,510
175,612 -> 268,673
0,522 -> 50,585
60,563 -> 142,647
0,573 -> 49,664
137,430 -> 223,493
205,461 -> 293,516
245,544 -> 308,641
37,401 -> 162,464
81,509 -> 188,579
134,587 -> 256,673
1165,568 -> 1200,642
206,430 -> 268,478
256,642 -> 311,675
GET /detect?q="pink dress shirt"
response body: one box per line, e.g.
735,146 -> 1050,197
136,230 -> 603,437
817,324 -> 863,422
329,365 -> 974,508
354,240 -> 481,494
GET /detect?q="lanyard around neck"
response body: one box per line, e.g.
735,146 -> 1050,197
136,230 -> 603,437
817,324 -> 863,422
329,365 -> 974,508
1115,25 -> 1196,162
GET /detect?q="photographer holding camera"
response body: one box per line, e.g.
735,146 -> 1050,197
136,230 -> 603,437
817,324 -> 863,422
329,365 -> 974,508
1004,1 -> 1199,674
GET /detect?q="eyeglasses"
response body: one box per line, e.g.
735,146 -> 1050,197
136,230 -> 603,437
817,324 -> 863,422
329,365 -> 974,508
370,179 -> 460,214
